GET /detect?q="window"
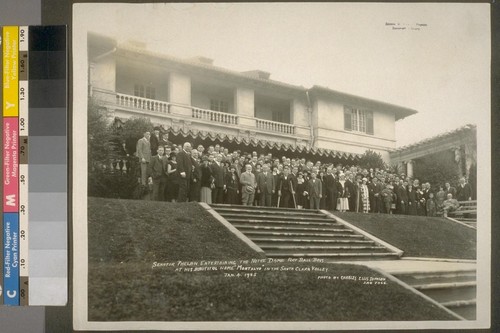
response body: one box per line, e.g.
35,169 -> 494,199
134,84 -> 156,100
210,99 -> 229,113
272,111 -> 284,123
344,106 -> 374,135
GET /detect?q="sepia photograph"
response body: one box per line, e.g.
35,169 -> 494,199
72,3 -> 490,330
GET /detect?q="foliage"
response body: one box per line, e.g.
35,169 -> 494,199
413,150 -> 460,188
358,150 -> 387,170
88,98 -> 117,169
88,100 -> 146,198
114,116 -> 154,156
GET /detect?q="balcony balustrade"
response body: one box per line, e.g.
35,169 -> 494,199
116,93 -> 170,114
191,107 -> 239,125
256,119 -> 295,135
93,89 -> 304,138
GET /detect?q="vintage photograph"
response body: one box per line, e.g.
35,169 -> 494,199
72,3 -> 490,330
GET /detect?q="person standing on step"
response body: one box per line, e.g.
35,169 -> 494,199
277,165 -> 297,208
240,164 -> 256,206
336,173 -> 350,212
149,146 -> 167,201
176,142 -> 193,202
306,171 -> 322,210
136,131 -> 152,187
325,167 -> 337,211
256,163 -> 275,207
210,153 -> 226,204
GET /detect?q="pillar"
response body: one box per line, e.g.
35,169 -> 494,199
406,160 -> 414,179
168,72 -> 191,117
234,87 -> 255,128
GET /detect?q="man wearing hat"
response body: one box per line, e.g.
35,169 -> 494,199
240,164 -> 256,206
176,142 -> 193,202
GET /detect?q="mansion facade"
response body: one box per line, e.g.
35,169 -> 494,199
88,33 -> 417,163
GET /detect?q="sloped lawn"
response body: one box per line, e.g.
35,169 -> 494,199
87,198 -> 458,321
332,212 -> 476,259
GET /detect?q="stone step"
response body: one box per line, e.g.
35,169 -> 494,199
412,281 -> 476,291
416,285 -> 476,304
249,234 -> 363,241
234,225 -> 352,233
444,302 -> 476,320
395,271 -> 476,286
265,252 -> 400,259
219,213 -> 330,222
213,206 -> 324,217
241,231 -> 355,238
226,218 -> 337,227
250,238 -> 373,248
211,204 -> 321,214
258,245 -> 389,252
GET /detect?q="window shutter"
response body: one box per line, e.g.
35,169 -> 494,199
366,111 -> 374,135
344,107 -> 352,131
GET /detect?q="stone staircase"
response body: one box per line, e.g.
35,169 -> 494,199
210,204 -> 402,260
393,269 -> 477,320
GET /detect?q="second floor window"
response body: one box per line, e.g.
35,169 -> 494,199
210,99 -> 229,113
134,84 -> 156,100
344,106 -> 374,135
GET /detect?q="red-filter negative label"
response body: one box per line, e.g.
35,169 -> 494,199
3,118 -> 18,212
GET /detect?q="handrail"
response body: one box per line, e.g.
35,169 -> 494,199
256,118 -> 295,135
116,92 -> 170,113
191,107 -> 238,125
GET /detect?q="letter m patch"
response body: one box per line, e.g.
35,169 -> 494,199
5,194 -> 16,207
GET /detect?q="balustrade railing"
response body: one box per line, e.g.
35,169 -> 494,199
116,93 -> 170,113
192,107 -> 238,125
256,119 -> 295,135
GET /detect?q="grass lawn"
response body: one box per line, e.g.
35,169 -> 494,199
332,212 -> 476,259
87,198 -> 458,321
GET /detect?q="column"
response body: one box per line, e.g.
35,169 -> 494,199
406,160 -> 414,179
234,87 -> 255,128
168,72 -> 191,117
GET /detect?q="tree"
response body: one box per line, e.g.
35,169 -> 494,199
413,150 -> 460,190
114,116 -> 154,156
88,98 -> 117,171
358,150 -> 387,170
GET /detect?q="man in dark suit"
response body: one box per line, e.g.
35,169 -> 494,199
456,177 -> 473,201
325,167 -> 337,211
444,182 -> 456,199
150,128 -> 161,157
150,146 -> 167,201
346,173 -> 357,212
210,153 -> 226,204
306,171 -> 322,210
395,180 -> 408,215
176,142 -> 193,202
256,163 -> 275,207
277,166 -> 297,208
189,149 -> 202,202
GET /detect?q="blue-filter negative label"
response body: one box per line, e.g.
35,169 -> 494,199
4,212 -> 20,305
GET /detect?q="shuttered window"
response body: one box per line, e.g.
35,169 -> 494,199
344,106 -> 374,135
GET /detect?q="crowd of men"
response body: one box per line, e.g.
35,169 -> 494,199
131,129 -> 473,217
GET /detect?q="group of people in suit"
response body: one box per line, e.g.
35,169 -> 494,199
134,133 -> 474,215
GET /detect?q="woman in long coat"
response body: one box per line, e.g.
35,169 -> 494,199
165,152 -> 179,202
336,174 -> 350,212
407,184 -> 418,215
224,165 -> 240,205
200,156 -> 213,204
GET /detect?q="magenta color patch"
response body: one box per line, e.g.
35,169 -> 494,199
3,117 -> 19,212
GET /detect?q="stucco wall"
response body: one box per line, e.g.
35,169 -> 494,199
292,98 -> 310,127
191,90 -> 235,113
115,70 -> 168,102
90,57 -> 116,91
315,98 -> 396,141
169,72 -> 191,106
